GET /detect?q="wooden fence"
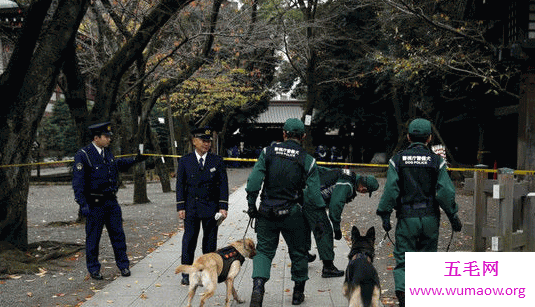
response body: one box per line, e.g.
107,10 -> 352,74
465,169 -> 535,252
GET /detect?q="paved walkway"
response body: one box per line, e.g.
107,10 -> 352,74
81,183 -> 351,307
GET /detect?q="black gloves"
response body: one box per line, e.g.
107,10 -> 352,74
381,215 -> 392,232
314,221 -> 325,237
449,214 -> 462,232
80,204 -> 90,217
247,203 -> 259,219
334,229 -> 342,240
134,151 -> 149,163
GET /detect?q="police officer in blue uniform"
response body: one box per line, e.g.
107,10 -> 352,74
72,122 -> 147,280
176,126 -> 229,285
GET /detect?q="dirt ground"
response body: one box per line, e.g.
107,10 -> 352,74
0,167 -> 474,307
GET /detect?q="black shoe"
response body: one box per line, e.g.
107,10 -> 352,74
307,253 -> 316,263
291,290 -> 305,305
89,271 -> 103,280
181,274 -> 189,285
321,265 -> 344,278
120,268 -> 131,277
396,290 -> 405,307
250,277 -> 266,307
292,281 -> 305,305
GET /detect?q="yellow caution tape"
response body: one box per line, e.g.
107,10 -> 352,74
2,155 -> 535,175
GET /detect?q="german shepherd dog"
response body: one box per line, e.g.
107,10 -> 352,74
175,238 -> 256,307
342,226 -> 383,307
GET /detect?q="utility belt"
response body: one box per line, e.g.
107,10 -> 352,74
397,202 -> 438,219
87,192 -> 117,206
259,198 -> 300,219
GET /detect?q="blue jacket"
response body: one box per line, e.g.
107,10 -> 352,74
176,152 -> 229,218
72,143 -> 136,207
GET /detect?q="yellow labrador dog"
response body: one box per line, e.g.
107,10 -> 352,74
175,238 -> 256,307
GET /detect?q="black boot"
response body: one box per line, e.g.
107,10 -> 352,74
396,290 -> 405,307
181,274 -> 189,285
292,281 -> 305,305
307,252 -> 316,263
321,260 -> 344,278
250,277 -> 266,307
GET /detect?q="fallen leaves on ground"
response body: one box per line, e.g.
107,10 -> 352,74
35,267 -> 48,277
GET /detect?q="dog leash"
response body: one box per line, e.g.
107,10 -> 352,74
446,231 -> 454,252
242,210 -> 256,250
378,229 -> 455,252
378,231 -> 395,248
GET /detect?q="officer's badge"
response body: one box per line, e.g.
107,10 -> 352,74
76,163 -> 83,171
205,129 -> 211,136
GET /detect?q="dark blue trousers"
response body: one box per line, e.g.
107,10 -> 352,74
85,199 -> 129,273
181,216 -> 218,266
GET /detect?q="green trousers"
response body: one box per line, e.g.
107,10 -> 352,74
303,207 -> 335,261
393,216 -> 440,292
252,205 -> 309,282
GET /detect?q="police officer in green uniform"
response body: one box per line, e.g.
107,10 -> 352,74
246,118 -> 325,307
303,166 -> 379,278
376,118 -> 462,307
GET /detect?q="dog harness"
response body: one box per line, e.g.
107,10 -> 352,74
216,246 -> 246,283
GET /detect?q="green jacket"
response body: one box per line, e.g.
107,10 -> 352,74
303,166 -> 358,232
376,142 -> 458,219
246,140 -> 325,209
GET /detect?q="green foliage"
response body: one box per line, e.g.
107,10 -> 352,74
164,64 -> 266,125
37,99 -> 79,159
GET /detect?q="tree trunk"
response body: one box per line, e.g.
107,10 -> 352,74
133,163 -> 149,203
62,42 -> 89,222
148,127 -> 172,193
0,0 -> 89,250
132,58 -> 149,204
63,43 -> 89,148
390,84 -> 406,156
517,72 -> 535,190
300,2 -> 318,153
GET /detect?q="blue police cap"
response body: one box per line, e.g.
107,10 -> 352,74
88,122 -> 113,136
192,126 -> 213,140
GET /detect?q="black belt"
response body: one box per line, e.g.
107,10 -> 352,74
398,202 -> 437,218
88,193 -> 116,205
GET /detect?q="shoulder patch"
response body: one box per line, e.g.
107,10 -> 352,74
76,163 -> 83,171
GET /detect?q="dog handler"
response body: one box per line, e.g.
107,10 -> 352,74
246,118 -> 326,306
303,167 -> 379,278
376,118 -> 462,307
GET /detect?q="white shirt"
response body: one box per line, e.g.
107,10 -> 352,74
195,151 -> 207,166
92,143 -> 105,156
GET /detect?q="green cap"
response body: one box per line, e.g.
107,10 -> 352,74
408,118 -> 432,136
364,175 -> 379,197
283,118 -> 305,134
